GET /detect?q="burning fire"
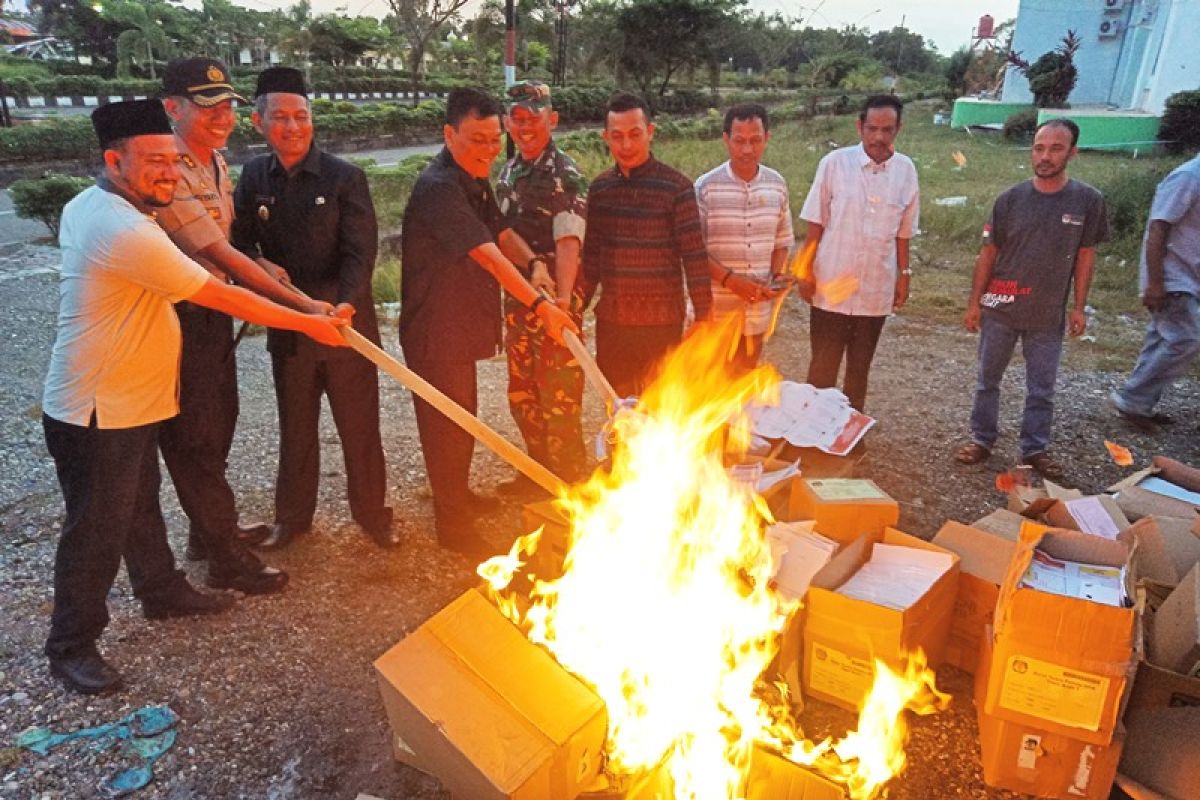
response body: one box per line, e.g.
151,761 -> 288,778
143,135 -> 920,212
480,317 -> 948,799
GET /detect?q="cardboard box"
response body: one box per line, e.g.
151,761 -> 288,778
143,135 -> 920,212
801,528 -> 959,711
969,508 -> 1026,540
521,499 -> 572,580
746,746 -> 847,800
786,478 -> 899,544
931,521 -> 1020,675
1148,563 -> 1200,677
1118,574 -> 1200,800
981,522 -> 1139,746
1109,466 -> 1200,521
975,628 -> 1125,800
375,590 -> 607,800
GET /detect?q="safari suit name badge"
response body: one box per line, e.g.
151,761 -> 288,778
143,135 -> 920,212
258,204 -> 270,222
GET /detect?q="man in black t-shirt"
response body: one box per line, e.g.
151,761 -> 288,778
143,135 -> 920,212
400,88 -> 576,561
955,119 -> 1108,481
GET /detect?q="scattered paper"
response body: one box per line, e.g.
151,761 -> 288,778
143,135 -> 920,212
1064,496 -> 1121,540
754,459 -> 801,494
746,382 -> 875,456
1020,550 -> 1125,606
836,543 -> 954,610
934,196 -> 968,207
766,521 -> 836,600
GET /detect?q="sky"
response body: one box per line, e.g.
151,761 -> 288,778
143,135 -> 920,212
8,0 -> 1021,56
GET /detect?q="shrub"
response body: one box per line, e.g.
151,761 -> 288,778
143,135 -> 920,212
9,173 -> 93,237
1007,31 -> 1080,108
1097,165 -> 1175,243
334,101 -> 358,114
311,98 -> 335,114
0,116 -> 96,162
1159,90 -> 1200,154
1003,109 -> 1038,142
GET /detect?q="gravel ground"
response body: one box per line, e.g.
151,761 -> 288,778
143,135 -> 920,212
2,242 -> 1197,799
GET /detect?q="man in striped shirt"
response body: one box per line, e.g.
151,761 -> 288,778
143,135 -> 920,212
582,93 -> 712,397
696,104 -> 795,370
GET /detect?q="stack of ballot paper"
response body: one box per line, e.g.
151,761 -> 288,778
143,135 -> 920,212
765,521 -> 838,600
836,544 -> 956,610
1019,549 -> 1127,607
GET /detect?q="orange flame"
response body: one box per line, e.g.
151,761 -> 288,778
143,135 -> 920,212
481,316 -> 947,799
1103,440 -> 1134,467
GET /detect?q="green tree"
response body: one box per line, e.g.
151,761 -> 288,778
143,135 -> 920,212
28,0 -> 125,67
869,26 -> 934,75
616,0 -> 739,98
309,15 -> 391,66
387,0 -> 472,104
102,1 -> 175,79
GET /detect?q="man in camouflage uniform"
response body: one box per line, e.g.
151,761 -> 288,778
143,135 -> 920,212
495,81 -> 588,490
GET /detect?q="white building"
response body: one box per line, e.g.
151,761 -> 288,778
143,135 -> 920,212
1002,0 -> 1200,114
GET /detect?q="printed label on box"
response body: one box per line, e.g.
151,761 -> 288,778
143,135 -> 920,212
998,655 -> 1110,731
1017,734 -> 1041,769
808,479 -> 888,502
809,642 -> 874,705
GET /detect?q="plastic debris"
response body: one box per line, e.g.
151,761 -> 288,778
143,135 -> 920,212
17,706 -> 179,797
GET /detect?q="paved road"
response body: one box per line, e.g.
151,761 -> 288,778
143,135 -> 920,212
0,140 -> 444,246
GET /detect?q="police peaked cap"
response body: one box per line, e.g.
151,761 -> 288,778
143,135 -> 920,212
91,99 -> 174,150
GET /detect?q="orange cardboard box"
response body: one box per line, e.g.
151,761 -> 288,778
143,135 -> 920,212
975,628 -> 1124,800
800,528 -> 959,711
375,590 -> 607,800
746,746 -> 847,800
786,478 -> 899,544
930,520 -> 1020,675
980,522 -> 1140,747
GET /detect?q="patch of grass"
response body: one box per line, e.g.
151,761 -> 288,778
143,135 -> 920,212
373,255 -> 401,304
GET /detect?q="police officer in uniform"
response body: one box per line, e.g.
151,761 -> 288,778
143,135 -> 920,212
232,67 -> 396,550
156,58 -> 327,593
495,81 -> 589,490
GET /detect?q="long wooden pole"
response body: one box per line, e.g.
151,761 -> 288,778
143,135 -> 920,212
562,329 -> 619,406
339,326 -> 567,496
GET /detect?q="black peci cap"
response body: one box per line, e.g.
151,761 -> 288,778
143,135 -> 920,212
254,67 -> 307,99
162,57 -> 247,106
91,99 -> 174,150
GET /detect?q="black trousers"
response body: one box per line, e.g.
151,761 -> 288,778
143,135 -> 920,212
270,350 -> 389,532
43,415 -> 184,658
159,304 -> 241,558
806,306 -> 887,412
595,321 -> 682,399
405,357 -> 477,522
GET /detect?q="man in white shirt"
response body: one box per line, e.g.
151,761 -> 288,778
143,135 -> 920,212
42,100 -> 348,695
797,94 -> 919,412
695,103 -> 794,370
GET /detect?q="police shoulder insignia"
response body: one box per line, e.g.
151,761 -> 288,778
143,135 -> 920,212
181,154 -> 196,169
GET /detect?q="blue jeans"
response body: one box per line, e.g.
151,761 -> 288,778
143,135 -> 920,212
969,316 -> 1064,458
1112,292 -> 1200,416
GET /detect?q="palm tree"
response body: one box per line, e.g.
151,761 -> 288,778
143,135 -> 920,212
105,1 -> 173,79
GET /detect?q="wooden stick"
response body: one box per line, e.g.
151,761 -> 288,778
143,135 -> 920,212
339,327 -> 567,496
562,329 -> 619,406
